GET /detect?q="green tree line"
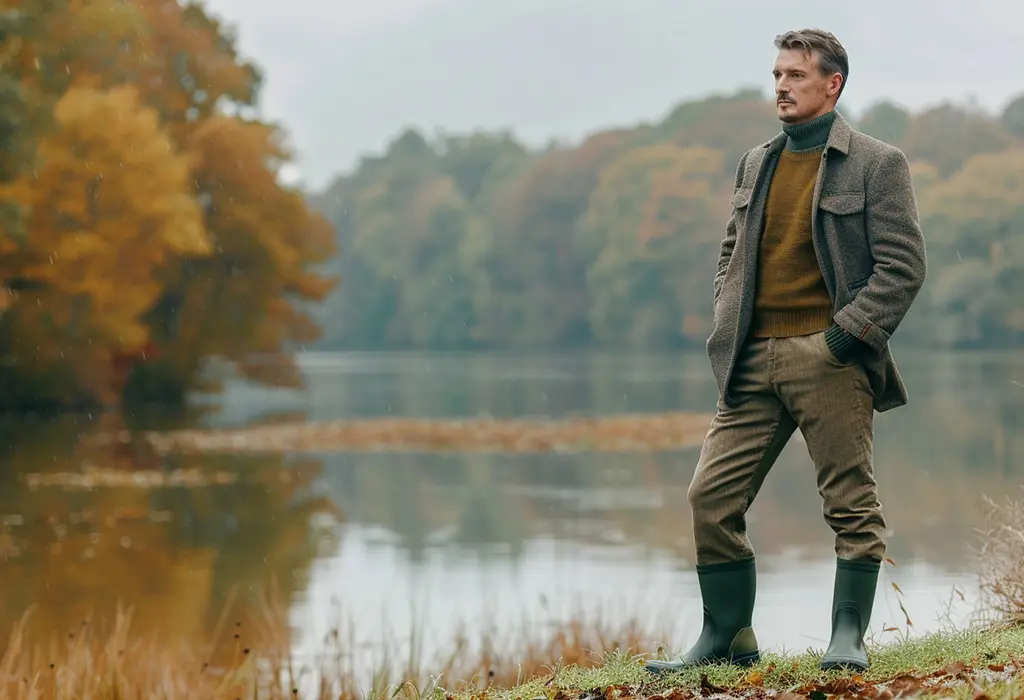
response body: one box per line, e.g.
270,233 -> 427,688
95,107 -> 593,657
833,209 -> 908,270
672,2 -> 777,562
311,89 -> 1024,351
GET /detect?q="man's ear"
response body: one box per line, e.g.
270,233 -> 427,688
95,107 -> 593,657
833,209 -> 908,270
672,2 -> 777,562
829,73 -> 843,97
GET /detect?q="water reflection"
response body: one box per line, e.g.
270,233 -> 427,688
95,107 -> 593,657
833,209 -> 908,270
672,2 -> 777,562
0,412 -> 339,658
0,350 -> 1021,681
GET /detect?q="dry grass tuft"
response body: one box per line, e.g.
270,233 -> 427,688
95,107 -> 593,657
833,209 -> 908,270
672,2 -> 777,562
973,488 -> 1024,627
0,584 -> 676,700
0,605 -> 253,700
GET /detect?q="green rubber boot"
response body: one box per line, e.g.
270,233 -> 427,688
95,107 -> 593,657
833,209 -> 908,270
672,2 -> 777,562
645,558 -> 760,674
820,557 -> 880,672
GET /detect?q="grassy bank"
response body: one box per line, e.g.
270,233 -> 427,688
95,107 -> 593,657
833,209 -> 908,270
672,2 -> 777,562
507,626 -> 1024,700
2,607 -> 1022,700
2,493 -> 1021,699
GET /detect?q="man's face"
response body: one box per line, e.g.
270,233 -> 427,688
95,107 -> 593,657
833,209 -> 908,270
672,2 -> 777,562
773,48 -> 841,124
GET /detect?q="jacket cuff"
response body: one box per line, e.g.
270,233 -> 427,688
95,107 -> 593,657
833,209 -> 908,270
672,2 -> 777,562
824,323 -> 865,362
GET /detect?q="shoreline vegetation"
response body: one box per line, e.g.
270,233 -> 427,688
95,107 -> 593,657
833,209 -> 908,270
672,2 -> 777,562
82,412 -> 717,456
2,486 -> 1022,699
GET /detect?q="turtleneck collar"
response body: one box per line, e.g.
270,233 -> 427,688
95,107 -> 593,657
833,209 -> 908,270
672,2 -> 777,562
782,110 -> 836,152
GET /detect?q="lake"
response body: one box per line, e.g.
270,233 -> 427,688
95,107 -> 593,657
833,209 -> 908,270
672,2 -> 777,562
1,349 -> 1022,685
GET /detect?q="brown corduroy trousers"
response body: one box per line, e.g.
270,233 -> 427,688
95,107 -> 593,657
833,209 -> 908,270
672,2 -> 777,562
688,330 -> 886,565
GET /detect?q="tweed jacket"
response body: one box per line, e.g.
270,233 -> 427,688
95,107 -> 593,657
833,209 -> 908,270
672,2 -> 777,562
707,111 -> 927,412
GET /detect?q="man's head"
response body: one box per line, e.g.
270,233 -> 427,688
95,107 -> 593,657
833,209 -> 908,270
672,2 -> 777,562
772,29 -> 849,124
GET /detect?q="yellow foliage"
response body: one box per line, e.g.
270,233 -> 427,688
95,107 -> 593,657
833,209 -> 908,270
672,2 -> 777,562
0,0 -> 335,408
0,85 -> 208,402
585,143 -> 725,251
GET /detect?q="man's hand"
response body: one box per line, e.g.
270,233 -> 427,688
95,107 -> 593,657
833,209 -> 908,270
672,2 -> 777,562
824,322 -> 867,363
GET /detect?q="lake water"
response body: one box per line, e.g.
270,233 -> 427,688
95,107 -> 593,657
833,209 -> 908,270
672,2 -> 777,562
1,350 -> 1022,685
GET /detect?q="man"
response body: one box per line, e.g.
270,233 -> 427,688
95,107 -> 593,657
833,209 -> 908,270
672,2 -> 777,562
646,29 -> 927,674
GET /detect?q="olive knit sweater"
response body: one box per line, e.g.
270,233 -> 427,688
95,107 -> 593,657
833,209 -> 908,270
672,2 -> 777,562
750,111 -> 835,339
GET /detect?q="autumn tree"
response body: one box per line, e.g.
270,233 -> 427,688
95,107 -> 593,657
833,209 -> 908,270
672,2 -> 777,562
660,89 -> 778,167
0,0 -> 336,409
916,150 -> 1024,347
484,129 -> 637,347
128,115 -> 336,401
354,131 -> 500,347
900,102 -> 1015,177
578,144 -> 728,347
0,2 -> 53,245
312,129 -> 531,349
0,86 -> 207,408
856,100 -> 911,143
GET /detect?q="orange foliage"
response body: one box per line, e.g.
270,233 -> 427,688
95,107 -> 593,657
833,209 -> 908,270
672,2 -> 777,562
0,85 -> 208,405
0,0 -> 335,408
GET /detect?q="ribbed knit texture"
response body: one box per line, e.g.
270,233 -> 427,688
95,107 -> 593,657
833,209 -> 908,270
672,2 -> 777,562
782,111 -> 837,152
750,147 -> 833,338
824,323 -> 861,361
750,111 -> 841,339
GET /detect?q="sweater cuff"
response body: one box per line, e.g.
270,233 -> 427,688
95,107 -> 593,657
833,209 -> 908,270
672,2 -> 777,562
824,323 -> 864,362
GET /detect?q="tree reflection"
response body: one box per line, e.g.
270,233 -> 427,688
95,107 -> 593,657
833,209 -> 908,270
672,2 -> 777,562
0,412 -> 339,655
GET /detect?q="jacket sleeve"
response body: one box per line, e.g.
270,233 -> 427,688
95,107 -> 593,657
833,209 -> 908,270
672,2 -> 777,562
714,152 -> 749,308
833,147 -> 927,353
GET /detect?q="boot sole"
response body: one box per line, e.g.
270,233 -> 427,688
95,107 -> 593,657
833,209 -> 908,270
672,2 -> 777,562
820,657 -> 868,672
644,650 -> 760,674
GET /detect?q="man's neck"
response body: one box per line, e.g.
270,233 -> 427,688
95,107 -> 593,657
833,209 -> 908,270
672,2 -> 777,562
781,110 -> 836,152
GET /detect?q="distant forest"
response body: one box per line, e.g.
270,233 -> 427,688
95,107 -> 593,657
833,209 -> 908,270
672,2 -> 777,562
310,89 -> 1024,352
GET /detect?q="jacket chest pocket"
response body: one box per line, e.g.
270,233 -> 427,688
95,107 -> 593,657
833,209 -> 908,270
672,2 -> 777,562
722,186 -> 754,288
730,187 -> 754,240
818,190 -> 871,285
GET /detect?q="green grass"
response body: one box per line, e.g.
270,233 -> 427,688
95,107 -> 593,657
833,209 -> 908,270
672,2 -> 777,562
454,625 -> 1024,700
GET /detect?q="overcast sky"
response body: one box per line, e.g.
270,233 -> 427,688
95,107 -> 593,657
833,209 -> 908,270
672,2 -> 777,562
200,0 -> 1024,191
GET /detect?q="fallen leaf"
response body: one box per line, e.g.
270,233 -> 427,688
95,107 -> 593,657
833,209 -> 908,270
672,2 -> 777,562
664,691 -> 694,700
743,671 -> 764,687
819,678 -> 864,695
887,674 -> 924,695
944,661 -> 970,678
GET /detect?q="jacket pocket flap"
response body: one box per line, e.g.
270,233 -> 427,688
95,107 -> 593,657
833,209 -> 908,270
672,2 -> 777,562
819,191 -> 865,215
731,187 -> 753,209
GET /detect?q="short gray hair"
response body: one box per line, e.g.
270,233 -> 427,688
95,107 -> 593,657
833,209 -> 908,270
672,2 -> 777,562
774,29 -> 849,98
